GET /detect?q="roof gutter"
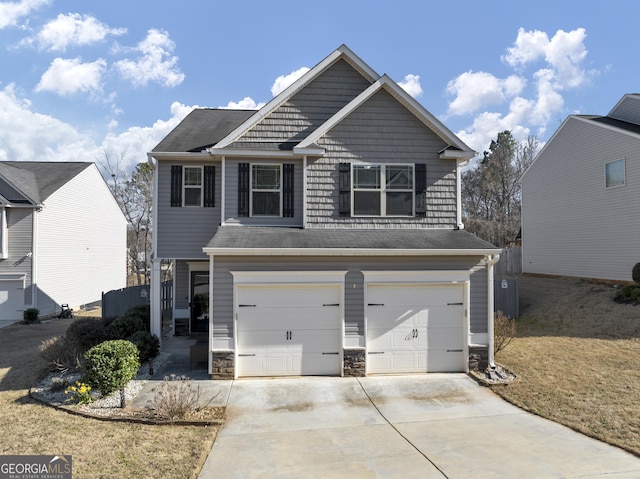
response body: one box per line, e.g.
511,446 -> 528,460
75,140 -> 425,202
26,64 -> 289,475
203,247 -> 501,257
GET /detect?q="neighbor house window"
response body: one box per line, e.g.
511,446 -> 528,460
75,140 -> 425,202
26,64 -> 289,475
352,163 -> 414,216
605,159 -> 625,188
251,164 -> 281,216
183,166 -> 203,206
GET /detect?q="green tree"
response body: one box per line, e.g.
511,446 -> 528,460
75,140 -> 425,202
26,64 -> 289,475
100,153 -> 153,285
462,131 -> 538,246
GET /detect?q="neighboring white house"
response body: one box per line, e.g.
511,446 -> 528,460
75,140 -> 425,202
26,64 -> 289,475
0,162 -> 127,327
522,93 -> 640,282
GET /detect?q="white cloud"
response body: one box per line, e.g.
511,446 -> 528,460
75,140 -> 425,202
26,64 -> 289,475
114,29 -> 184,87
447,71 -> 525,116
449,27 -> 593,158
0,84 -> 91,161
0,0 -> 49,29
35,57 -> 106,96
270,67 -> 309,96
27,13 -> 126,51
398,74 -> 423,98
0,84 -> 196,172
218,96 -> 264,110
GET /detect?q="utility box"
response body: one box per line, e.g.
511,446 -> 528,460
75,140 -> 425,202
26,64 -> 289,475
494,277 -> 519,319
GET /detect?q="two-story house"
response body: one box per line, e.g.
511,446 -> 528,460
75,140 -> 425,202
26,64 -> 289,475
148,45 -> 500,379
0,161 -> 127,327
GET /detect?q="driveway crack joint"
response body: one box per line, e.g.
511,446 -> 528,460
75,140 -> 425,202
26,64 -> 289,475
355,377 -> 449,479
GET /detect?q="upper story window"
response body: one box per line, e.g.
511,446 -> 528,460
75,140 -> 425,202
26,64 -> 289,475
238,163 -> 295,218
251,164 -> 281,216
183,167 -> 203,206
170,165 -> 215,208
352,163 -> 415,216
605,159 -> 625,188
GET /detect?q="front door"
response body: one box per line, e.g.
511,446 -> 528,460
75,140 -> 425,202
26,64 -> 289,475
190,272 -> 209,334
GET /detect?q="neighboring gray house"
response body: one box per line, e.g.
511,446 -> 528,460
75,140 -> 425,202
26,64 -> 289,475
0,162 -> 127,327
522,94 -> 640,282
149,45 -> 500,379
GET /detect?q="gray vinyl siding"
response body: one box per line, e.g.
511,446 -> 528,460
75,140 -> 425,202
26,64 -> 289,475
307,89 -> 457,228
609,96 -> 640,125
1,209 -> 34,306
522,116 -> 640,281
210,255 -> 488,345
231,59 -> 371,149
156,159 -> 222,259
224,159 -> 303,226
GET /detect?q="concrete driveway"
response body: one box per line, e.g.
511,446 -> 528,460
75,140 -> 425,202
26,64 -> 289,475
198,374 -> 640,478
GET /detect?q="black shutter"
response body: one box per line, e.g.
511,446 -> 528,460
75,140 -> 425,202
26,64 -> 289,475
238,163 -> 250,217
283,163 -> 294,217
338,162 -> 351,217
204,165 -> 215,207
415,163 -> 427,217
170,165 -> 182,207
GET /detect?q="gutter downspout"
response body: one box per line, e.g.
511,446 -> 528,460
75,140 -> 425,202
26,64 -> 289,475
485,253 -> 501,368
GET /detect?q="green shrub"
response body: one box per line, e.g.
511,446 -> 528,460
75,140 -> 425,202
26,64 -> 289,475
633,262 -> 640,285
124,305 -> 151,331
65,317 -> 106,353
129,330 -> 160,374
106,314 -> 146,340
84,340 -> 140,398
23,308 -> 39,324
631,288 -> 640,303
621,284 -> 638,298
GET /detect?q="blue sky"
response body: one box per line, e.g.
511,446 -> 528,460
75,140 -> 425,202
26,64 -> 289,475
1,0 -> 639,171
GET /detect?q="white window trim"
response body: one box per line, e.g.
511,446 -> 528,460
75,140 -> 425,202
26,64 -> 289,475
183,166 -> 203,207
604,158 -> 625,189
352,163 -> 415,217
250,163 -> 282,217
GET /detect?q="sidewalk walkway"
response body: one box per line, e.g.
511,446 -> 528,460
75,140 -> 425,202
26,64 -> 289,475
128,336 -> 231,410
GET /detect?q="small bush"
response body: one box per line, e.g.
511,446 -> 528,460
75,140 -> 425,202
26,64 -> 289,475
152,375 -> 206,423
66,317 -> 106,353
39,336 -> 81,372
84,340 -> 140,401
106,314 -> 146,340
129,330 -> 160,374
631,288 -> 640,303
23,308 -> 40,324
632,262 -> 640,285
621,284 -> 639,298
494,310 -> 516,354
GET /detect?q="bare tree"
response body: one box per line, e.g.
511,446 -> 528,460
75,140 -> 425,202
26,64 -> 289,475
99,153 -> 153,285
462,131 -> 538,246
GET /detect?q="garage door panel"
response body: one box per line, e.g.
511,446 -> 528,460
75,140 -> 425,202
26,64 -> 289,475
366,283 -> 465,374
236,283 -> 342,377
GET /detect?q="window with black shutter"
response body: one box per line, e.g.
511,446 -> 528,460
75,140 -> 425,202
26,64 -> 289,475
170,165 -> 182,207
282,163 -> 294,217
338,162 -> 351,217
238,163 -> 250,217
415,163 -> 427,217
203,165 -> 215,207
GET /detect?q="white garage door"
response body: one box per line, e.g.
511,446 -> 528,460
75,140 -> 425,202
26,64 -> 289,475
236,284 -> 342,377
366,283 -> 465,374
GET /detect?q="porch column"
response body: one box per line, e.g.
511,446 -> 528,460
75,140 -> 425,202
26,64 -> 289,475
150,258 -> 162,342
486,253 -> 501,368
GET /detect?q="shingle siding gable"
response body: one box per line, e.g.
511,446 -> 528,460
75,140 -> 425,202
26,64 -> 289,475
305,89 -> 457,228
231,59 -> 372,149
